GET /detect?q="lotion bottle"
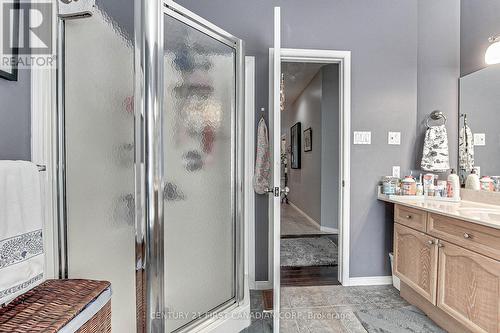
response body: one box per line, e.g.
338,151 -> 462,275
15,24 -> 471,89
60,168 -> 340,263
447,169 -> 460,199
465,169 -> 480,191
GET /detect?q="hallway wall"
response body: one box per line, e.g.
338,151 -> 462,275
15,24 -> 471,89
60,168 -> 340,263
321,64 -> 340,231
283,72 -> 322,224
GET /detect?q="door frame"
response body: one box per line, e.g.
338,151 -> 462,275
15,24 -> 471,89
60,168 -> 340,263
270,48 -> 352,288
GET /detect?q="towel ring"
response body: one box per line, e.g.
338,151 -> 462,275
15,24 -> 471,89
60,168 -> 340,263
426,110 -> 447,128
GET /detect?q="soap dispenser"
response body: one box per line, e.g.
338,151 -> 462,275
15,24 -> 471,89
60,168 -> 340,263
465,169 -> 480,191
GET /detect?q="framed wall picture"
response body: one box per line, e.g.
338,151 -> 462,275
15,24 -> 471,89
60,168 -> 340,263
290,122 -> 301,169
304,127 -> 312,152
0,0 -> 20,81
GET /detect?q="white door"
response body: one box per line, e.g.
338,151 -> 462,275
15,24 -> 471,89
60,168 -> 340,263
269,6 -> 282,333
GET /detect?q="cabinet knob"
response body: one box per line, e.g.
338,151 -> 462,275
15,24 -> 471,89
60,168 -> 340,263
427,240 -> 434,245
405,215 -> 412,219
437,242 -> 444,248
463,233 -> 472,239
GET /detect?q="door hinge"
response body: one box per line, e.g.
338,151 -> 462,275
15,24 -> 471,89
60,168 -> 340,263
274,187 -> 280,197
342,180 -> 345,187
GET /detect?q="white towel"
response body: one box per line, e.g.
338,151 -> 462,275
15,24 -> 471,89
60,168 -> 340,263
253,118 -> 271,194
421,125 -> 450,172
0,161 -> 44,305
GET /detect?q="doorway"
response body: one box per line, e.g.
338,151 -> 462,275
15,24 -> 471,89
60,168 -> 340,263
279,61 -> 341,287
268,46 -> 352,332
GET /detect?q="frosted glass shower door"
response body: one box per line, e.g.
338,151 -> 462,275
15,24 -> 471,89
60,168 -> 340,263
163,10 -> 241,333
64,7 -> 136,333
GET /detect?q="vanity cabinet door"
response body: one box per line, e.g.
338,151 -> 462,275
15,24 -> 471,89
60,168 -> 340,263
437,241 -> 500,333
394,223 -> 438,304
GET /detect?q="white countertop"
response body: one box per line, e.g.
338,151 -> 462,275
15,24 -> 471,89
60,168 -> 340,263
378,193 -> 500,230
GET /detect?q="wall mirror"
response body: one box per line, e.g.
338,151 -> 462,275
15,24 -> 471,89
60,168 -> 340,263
459,64 -> 500,191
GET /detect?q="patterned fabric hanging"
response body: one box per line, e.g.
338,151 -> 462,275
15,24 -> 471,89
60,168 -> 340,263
459,122 -> 475,181
253,118 -> 271,194
421,125 -> 450,172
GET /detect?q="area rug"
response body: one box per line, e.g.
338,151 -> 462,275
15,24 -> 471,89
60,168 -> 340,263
280,236 -> 337,267
354,305 -> 446,333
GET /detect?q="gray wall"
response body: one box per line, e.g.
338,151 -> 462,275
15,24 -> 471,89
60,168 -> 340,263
321,64 -> 340,230
0,69 -> 31,160
177,0 -> 420,279
461,0 -> 500,76
415,0 -> 460,172
284,72 -> 322,223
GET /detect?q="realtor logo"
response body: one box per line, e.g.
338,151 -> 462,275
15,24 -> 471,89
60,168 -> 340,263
1,1 -> 52,55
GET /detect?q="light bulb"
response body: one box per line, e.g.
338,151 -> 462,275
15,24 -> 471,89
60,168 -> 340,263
485,39 -> 500,65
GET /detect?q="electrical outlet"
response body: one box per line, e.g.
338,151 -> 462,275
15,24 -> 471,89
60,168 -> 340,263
388,132 -> 401,145
354,131 -> 371,145
474,133 -> 486,146
392,166 -> 401,178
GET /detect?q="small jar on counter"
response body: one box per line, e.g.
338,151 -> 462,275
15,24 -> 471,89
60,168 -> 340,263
480,176 -> 494,191
490,176 -> 500,192
402,175 -> 417,196
381,176 -> 399,195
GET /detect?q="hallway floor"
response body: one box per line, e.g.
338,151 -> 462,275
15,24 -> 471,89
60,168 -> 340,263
243,285 -> 445,333
281,204 -> 332,236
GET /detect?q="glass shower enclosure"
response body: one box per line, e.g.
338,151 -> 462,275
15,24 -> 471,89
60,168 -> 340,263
58,0 -> 245,332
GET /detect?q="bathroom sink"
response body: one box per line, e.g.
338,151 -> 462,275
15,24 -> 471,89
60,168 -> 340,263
457,207 -> 500,220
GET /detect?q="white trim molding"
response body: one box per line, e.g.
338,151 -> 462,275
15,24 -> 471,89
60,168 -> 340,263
270,48 -> 352,289
244,56 -> 256,289
347,276 -> 393,286
30,0 -> 58,279
287,201 -> 320,228
320,226 -> 339,234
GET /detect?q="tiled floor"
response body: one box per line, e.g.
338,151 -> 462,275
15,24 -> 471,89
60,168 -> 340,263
281,204 -> 331,236
243,285 -> 442,332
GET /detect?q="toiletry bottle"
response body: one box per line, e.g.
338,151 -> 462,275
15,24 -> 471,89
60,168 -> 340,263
447,169 -> 460,199
416,182 -> 424,196
423,173 -> 435,196
428,183 -> 435,196
465,169 -> 480,191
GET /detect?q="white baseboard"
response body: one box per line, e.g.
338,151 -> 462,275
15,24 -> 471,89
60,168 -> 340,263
288,202 -> 339,234
347,276 -> 393,286
253,281 -> 273,290
288,201 -> 320,228
320,226 -> 339,234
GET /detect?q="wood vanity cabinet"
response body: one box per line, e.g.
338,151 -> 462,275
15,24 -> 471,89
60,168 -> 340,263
394,223 -> 438,304
437,241 -> 500,333
393,204 -> 500,333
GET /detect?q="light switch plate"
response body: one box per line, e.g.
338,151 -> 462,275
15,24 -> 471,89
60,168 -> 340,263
392,166 -> 401,178
354,131 -> 371,145
388,132 -> 401,145
474,133 -> 486,146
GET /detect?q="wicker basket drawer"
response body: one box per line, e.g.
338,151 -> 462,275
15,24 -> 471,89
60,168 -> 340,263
428,213 -> 500,260
395,204 -> 428,232
0,279 -> 111,333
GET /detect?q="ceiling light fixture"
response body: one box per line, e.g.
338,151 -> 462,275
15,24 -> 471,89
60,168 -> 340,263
485,35 -> 500,65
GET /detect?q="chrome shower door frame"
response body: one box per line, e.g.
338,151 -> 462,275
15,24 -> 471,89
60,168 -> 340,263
135,0 -> 246,332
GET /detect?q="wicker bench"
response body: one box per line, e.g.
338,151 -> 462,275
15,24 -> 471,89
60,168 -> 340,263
0,279 -> 111,333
